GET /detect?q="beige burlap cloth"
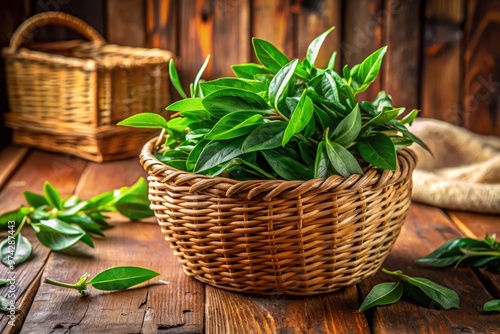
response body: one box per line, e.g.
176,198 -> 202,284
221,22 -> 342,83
409,118 -> 500,214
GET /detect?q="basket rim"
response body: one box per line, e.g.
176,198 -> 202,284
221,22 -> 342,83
140,136 -> 417,200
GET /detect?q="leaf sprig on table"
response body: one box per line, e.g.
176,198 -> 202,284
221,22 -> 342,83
0,178 -> 153,266
43,266 -> 160,296
359,268 -> 460,312
417,233 -> 500,274
119,27 -> 429,181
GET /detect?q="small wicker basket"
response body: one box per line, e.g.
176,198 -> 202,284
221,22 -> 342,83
3,12 -> 173,162
140,136 -> 417,296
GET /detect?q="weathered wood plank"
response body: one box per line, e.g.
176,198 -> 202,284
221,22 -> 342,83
295,0 -> 342,70
251,0 -> 294,61
447,210 -> 500,299
464,0 -> 500,135
383,0 -> 422,110
206,285 -> 370,334
106,0 -> 146,47
20,157 -> 205,333
343,0 -> 384,101
0,151 -> 87,333
0,146 -> 28,189
146,0 -> 178,52
179,0 -> 250,88
421,0 -> 464,124
361,204 -> 500,333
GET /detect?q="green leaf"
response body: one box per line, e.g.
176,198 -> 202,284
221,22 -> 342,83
358,133 -> 397,170
282,91 -> 314,145
252,38 -> 290,74
325,138 -> 363,177
24,191 -> 48,207
262,150 -> 312,181
351,46 -> 387,92
117,113 -> 169,129
401,109 -> 419,125
242,122 -> 288,153
327,51 -> 337,70
194,137 -> 246,173
314,141 -> 331,179
484,299 -> 500,312
165,98 -> 204,113
0,279 -> 9,286
403,277 -> 460,309
88,266 -> 159,291
330,104 -> 362,146
205,112 -> 264,140
390,120 -> 432,153
169,59 -> 187,99
0,210 -> 22,231
322,72 -> 340,103
268,59 -> 298,111
305,26 -> 335,68
0,234 -> 32,267
233,158 -> 276,179
59,214 -> 105,236
33,219 -> 89,251
193,55 -> 210,97
43,182 -> 63,210
200,78 -> 267,95
202,89 -> 271,118
362,108 -> 404,129
359,281 -> 404,312
58,201 -> 89,217
115,194 -> 154,220
0,296 -> 19,312
186,140 -> 209,171
231,63 -> 271,79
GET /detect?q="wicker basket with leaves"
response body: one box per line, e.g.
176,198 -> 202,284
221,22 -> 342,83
122,28 -> 425,295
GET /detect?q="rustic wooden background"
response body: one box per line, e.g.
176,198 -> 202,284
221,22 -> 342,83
1,0 -> 499,149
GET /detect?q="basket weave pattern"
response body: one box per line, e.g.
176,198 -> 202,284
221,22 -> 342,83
3,12 -> 172,162
141,138 -> 417,295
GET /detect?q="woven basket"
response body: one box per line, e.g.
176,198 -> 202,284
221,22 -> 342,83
140,136 -> 418,296
3,12 -> 173,162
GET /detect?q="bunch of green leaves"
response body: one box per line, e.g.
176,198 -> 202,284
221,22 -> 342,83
417,233 -> 500,274
359,268 -> 460,312
119,27 -> 428,181
43,266 -> 159,296
0,178 -> 153,266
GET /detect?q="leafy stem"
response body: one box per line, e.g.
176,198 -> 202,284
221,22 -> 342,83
44,267 -> 160,296
12,215 -> 28,238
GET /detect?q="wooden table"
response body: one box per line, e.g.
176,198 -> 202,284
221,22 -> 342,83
0,146 -> 499,334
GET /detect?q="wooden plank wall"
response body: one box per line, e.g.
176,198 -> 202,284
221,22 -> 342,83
1,0 -> 499,146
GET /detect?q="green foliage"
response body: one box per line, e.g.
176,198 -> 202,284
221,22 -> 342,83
44,266 -> 159,296
484,299 -> 500,312
120,27 -> 429,181
0,178 -> 153,266
359,268 -> 460,312
417,233 -> 500,273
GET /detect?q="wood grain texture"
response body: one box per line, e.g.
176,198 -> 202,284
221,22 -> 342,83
464,0 -> 500,135
0,146 -> 28,189
205,285 -> 369,334
0,151 -> 86,333
383,0 -> 422,110
20,157 -> 205,333
106,0 -> 145,47
421,0 -> 464,124
295,0 -> 342,71
361,203 -> 500,334
251,0 -> 294,61
146,0 -> 178,52
179,0 -> 250,89
343,0 -> 384,101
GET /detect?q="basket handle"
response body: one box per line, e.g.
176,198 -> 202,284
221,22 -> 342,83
8,11 -> 106,51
